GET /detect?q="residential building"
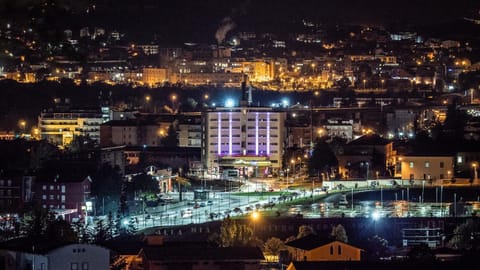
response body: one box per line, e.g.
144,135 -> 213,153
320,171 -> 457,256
34,175 -> 92,221
140,246 -> 264,270
0,172 -> 34,213
38,109 -> 106,148
285,234 -> 362,262
337,134 -> 395,179
176,72 -> 244,87
323,119 -> 354,140
100,119 -> 166,147
0,243 -> 109,270
100,145 -> 127,175
142,68 -> 169,86
178,114 -> 202,148
396,155 -> 454,181
49,244 -> 109,270
202,106 -> 286,177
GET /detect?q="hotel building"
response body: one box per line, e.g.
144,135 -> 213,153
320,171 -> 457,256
202,106 -> 285,177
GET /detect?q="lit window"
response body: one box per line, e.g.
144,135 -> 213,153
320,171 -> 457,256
409,162 -> 414,168
71,263 -> 78,270
457,156 -> 463,164
425,162 -> 430,168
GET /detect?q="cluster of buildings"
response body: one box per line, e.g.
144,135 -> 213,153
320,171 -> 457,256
1,19 -> 479,95
1,79 -> 479,220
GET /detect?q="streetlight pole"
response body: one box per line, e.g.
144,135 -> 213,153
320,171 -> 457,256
422,180 -> 425,204
440,185 -> 443,217
380,185 -> 383,208
454,193 -> 457,217
351,187 -> 354,211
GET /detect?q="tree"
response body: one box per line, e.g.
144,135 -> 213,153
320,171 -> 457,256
45,217 -> 78,243
66,135 -> 96,153
330,224 -> 348,243
297,225 -> 315,238
364,235 -> 389,260
131,173 -> 159,197
23,207 -> 77,242
308,139 -> 338,178
217,217 -> 256,247
92,163 -> 123,212
92,218 -> 112,244
407,243 -> 435,261
71,220 -> 90,243
29,140 -> 58,170
174,176 -> 191,202
264,237 -> 286,257
161,123 -> 179,147
448,219 -> 480,250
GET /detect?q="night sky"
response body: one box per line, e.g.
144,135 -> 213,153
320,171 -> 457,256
0,0 -> 479,42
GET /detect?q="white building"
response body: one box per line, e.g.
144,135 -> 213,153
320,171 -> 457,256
202,106 -> 286,177
0,243 -> 109,270
38,109 -> 107,148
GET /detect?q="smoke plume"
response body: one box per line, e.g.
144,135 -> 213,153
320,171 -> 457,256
215,17 -> 236,45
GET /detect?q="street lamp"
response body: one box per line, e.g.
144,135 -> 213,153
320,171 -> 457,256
472,163 -> 478,182
171,94 -> 177,112
19,120 -> 26,134
251,211 -> 260,236
291,159 -> 296,176
363,79 -> 366,89
361,162 -> 369,180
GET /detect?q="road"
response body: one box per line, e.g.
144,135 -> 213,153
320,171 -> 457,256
103,178 -> 480,231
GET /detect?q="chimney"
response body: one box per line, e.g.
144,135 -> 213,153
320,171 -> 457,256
240,74 -> 248,106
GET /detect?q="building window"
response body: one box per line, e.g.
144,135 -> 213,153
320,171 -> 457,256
43,185 -> 46,190
338,245 -> 342,255
457,156 -> 463,164
61,195 -> 66,202
0,180 -> 3,186
42,195 -> 46,200
82,262 -> 89,270
425,162 -> 430,168
440,162 -> 444,168
50,185 -> 54,190
71,263 -> 78,270
330,245 -> 333,255
7,180 -> 11,186
409,162 -> 414,168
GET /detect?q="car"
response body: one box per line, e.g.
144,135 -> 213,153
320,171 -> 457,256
181,209 -> 193,218
193,203 -> 200,209
199,202 -> 206,207
207,200 -> 213,205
